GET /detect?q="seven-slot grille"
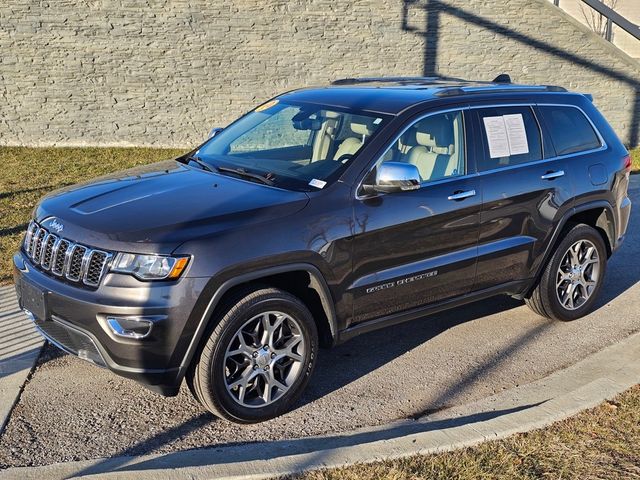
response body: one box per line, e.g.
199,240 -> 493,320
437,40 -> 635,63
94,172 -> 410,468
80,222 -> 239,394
23,221 -> 113,287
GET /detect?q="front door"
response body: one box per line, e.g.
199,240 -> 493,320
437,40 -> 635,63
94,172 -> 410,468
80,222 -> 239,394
349,109 -> 481,325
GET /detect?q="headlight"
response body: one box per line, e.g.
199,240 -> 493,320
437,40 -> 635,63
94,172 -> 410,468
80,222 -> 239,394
111,253 -> 189,280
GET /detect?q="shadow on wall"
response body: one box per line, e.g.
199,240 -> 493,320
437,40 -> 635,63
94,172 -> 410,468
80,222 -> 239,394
401,0 -> 640,147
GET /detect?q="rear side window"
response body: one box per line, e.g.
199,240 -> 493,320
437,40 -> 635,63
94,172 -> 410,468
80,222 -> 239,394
476,106 -> 543,171
537,106 -> 601,156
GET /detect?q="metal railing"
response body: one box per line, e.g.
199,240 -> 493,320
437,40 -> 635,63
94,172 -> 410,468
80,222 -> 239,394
554,0 -> 640,43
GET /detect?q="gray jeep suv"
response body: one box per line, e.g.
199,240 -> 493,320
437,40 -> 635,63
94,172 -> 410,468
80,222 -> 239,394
14,76 -> 632,423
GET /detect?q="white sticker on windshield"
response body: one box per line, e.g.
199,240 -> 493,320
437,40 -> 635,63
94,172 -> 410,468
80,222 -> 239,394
309,178 -> 327,189
483,116 -> 510,158
373,117 -> 382,125
503,114 -> 529,156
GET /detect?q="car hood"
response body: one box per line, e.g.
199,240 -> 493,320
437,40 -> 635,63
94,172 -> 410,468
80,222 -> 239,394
34,160 -> 310,254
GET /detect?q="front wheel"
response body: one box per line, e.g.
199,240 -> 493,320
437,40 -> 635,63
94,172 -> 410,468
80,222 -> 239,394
525,223 -> 607,321
188,287 -> 318,423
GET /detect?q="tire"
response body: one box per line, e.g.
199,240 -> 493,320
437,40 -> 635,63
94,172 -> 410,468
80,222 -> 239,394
525,223 -> 607,322
187,287 -> 318,423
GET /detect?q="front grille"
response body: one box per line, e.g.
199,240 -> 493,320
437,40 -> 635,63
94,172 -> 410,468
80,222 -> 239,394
32,228 -> 46,263
52,239 -> 70,275
33,316 -> 106,367
86,251 -> 108,285
67,245 -> 87,281
22,220 -> 113,288
41,234 -> 58,270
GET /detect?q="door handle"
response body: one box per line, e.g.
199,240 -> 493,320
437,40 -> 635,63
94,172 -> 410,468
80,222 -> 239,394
447,189 -> 476,201
541,170 -> 565,180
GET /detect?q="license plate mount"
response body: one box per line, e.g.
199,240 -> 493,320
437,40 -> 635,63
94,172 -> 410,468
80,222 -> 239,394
20,280 -> 47,321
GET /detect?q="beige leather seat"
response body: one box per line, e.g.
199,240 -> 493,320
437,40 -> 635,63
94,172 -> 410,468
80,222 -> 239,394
332,122 -> 371,161
407,132 -> 457,182
311,111 -> 340,162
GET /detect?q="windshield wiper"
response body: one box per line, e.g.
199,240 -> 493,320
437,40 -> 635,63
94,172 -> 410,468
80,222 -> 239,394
184,155 -> 215,173
215,166 -> 275,186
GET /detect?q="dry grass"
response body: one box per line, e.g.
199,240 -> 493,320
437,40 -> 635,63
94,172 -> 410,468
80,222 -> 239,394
286,385 -> 640,480
0,147 -> 186,285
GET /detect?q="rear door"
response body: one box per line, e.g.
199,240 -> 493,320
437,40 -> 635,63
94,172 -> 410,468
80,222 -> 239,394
349,108 -> 482,324
471,104 -> 573,291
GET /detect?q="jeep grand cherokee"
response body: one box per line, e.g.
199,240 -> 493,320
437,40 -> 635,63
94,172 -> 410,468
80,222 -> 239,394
14,76 -> 632,423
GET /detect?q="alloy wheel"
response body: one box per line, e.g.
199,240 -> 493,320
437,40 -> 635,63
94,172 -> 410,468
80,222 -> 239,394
555,239 -> 601,311
223,311 -> 306,408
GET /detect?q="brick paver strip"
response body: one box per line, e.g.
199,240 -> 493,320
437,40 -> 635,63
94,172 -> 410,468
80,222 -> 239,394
0,285 -> 44,436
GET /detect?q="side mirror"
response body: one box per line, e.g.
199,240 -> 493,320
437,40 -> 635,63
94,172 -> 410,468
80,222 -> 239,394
208,127 -> 223,139
361,162 -> 421,195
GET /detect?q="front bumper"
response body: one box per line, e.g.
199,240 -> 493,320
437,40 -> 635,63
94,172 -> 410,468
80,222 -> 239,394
13,251 -> 208,395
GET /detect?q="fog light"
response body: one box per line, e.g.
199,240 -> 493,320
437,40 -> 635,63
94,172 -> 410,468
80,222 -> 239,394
106,316 -> 153,339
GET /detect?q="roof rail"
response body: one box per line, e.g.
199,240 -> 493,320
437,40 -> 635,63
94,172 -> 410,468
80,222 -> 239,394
435,84 -> 567,97
331,76 -> 467,85
333,74 -> 513,86
330,75 -> 568,97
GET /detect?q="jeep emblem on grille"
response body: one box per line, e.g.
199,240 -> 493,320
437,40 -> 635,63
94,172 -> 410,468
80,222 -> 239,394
48,219 -> 64,233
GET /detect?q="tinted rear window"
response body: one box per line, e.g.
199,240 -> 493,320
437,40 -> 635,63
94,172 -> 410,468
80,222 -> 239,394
537,106 -> 601,156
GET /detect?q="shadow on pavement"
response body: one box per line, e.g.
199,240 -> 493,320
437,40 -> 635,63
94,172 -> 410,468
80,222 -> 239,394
300,295 -> 524,409
0,347 -> 43,380
73,400 -> 544,477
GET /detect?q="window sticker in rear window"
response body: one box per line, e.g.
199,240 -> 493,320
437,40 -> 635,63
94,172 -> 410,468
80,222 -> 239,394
483,116 -> 510,158
483,114 -> 530,158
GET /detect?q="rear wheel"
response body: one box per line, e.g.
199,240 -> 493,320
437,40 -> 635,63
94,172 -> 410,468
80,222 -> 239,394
525,224 -> 607,321
187,287 -> 318,423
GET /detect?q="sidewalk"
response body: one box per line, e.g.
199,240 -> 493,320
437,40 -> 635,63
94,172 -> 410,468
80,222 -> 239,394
0,285 -> 43,435
1,330 -> 638,480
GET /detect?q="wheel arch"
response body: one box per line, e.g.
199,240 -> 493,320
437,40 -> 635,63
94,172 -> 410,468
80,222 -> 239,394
568,203 -> 615,257
525,200 -> 615,298
178,263 -> 338,381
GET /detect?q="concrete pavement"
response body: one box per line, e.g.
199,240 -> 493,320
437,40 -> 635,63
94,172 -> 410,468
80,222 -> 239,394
1,330 -> 638,480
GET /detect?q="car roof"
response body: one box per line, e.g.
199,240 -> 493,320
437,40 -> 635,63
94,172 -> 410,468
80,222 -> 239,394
277,76 -> 574,116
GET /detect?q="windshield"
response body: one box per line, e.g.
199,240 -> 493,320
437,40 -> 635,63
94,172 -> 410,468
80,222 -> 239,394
195,100 -> 388,191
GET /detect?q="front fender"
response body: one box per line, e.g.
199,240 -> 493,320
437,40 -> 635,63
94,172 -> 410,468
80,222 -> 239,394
175,262 -> 338,383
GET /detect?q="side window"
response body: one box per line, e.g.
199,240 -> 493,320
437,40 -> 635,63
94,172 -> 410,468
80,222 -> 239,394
537,106 -> 601,156
379,110 -> 465,183
477,106 -> 542,171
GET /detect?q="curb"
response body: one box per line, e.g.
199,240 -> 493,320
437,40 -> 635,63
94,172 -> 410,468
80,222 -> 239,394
2,330 -> 638,480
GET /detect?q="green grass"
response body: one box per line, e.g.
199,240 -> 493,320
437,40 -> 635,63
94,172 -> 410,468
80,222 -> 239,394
0,147 -> 186,285
630,147 -> 640,173
286,385 -> 640,480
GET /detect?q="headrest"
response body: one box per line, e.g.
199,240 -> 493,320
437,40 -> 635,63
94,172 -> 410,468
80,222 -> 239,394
415,131 -> 436,147
322,110 -> 341,119
351,122 -> 372,136
414,115 -> 456,155
433,144 -> 455,155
